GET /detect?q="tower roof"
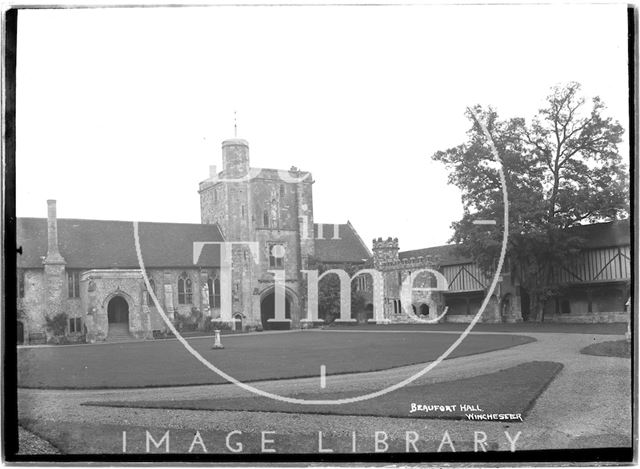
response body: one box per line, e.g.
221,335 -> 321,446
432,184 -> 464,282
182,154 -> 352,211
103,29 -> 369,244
222,138 -> 249,147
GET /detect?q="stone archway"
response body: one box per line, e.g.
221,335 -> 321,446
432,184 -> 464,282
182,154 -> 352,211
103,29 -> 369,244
107,295 -> 130,339
233,313 -> 243,332
364,303 -> 374,320
501,294 -> 512,323
260,287 -> 296,330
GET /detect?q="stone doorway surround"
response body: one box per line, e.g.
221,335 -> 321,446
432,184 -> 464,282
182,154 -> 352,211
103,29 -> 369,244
81,269 -> 150,341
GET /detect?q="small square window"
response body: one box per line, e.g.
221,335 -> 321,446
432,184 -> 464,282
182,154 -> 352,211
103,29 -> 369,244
69,317 -> 83,334
269,244 -> 285,269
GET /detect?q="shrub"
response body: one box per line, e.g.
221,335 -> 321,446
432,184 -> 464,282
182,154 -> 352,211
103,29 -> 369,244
45,312 -> 68,336
204,318 -> 232,331
176,308 -> 204,331
190,307 -> 203,324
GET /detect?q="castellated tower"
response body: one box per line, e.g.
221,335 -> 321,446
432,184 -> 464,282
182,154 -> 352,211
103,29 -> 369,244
199,138 -> 315,330
372,237 -> 400,269
372,236 -> 444,322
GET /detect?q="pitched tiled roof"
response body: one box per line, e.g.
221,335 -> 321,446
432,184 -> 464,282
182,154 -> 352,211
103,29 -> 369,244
17,218 -> 224,269
399,220 -> 631,266
565,220 -> 630,248
313,222 -> 372,264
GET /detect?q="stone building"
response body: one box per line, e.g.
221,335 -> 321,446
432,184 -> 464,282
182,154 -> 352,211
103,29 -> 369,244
369,219 -> 631,324
15,137 -> 631,344
17,203 -> 226,343
16,138 -> 371,343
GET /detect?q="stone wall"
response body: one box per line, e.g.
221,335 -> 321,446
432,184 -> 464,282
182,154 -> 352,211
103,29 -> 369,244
81,270 -> 146,341
17,269 -> 46,338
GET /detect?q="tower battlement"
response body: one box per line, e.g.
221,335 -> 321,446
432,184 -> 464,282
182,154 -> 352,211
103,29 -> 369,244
372,237 -> 399,267
222,138 -> 250,178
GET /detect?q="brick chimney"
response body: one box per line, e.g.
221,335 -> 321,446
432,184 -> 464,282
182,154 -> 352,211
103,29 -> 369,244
43,199 -> 66,319
44,199 -> 65,264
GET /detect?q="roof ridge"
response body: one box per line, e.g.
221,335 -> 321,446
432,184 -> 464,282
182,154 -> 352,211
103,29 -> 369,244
346,220 -> 372,258
18,217 -> 216,227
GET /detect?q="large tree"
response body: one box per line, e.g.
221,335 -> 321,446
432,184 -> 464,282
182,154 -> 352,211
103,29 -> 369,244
432,82 -> 628,318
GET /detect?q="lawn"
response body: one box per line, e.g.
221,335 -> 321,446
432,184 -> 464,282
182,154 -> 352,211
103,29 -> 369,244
86,361 -> 563,420
17,330 -> 535,389
580,339 -> 631,358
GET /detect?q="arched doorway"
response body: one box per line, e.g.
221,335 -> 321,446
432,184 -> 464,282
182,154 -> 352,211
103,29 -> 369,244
364,303 -> 374,320
520,288 -> 531,321
107,295 -> 130,339
17,321 -> 24,345
419,304 -> 430,317
501,294 -> 512,323
233,314 -> 243,332
260,291 -> 292,330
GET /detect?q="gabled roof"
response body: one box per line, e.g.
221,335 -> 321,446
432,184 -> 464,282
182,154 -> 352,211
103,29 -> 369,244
17,218 -> 224,269
313,222 -> 372,264
565,219 -> 630,248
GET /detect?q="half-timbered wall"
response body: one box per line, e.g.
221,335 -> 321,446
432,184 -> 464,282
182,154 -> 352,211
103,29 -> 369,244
442,263 -> 489,292
550,246 -> 630,285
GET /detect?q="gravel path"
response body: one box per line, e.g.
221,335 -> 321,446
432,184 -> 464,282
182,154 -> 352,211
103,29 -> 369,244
18,426 -> 60,454
18,330 -> 631,453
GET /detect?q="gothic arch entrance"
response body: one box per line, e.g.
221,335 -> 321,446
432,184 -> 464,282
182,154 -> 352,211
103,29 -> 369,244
501,294 -> 512,323
233,314 -> 243,332
107,295 -> 130,339
364,303 -> 374,320
260,289 -> 293,330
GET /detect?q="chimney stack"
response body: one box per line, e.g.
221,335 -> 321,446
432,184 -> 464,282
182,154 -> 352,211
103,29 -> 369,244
45,199 -> 65,264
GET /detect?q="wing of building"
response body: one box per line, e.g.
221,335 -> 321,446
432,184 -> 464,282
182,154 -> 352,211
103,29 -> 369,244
16,138 -> 373,344
369,220 -> 631,324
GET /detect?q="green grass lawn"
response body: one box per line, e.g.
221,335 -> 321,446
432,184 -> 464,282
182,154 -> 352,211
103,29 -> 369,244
17,330 -> 535,389
86,361 -> 563,420
580,339 -> 631,358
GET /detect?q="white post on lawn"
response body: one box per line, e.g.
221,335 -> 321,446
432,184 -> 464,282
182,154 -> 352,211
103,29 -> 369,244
212,329 -> 224,349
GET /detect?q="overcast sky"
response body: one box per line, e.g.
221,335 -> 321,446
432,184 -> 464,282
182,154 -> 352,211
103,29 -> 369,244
15,3 -> 629,251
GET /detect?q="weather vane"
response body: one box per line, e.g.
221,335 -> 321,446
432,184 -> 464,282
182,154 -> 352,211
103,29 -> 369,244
234,110 -> 237,138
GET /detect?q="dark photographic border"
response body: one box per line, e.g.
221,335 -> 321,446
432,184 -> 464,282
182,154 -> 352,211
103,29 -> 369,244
1,4 -> 636,464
